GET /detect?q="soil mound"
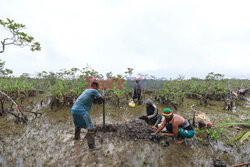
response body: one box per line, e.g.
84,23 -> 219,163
95,119 -> 155,140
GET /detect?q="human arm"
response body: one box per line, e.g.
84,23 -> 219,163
152,116 -> 161,129
93,90 -> 104,103
161,122 -> 178,138
151,118 -> 167,135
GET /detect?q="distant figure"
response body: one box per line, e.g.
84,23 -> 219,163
133,78 -> 142,105
232,91 -> 238,99
71,82 -> 104,150
238,88 -> 248,96
152,108 -> 195,144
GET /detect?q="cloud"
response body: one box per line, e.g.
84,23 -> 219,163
0,0 -> 250,78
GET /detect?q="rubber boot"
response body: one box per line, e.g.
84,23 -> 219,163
74,127 -> 81,140
85,131 -> 101,151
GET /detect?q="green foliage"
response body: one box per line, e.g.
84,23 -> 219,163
205,72 -> 224,81
0,67 -> 249,109
124,67 -> 134,77
217,119 -> 250,143
0,60 -> 12,76
195,128 -> 223,141
230,130 -> 250,143
206,128 -> 223,140
239,130 -> 250,143
216,121 -> 250,128
49,79 -> 68,99
0,18 -> 41,53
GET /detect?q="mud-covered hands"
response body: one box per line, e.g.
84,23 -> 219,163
151,126 -> 157,130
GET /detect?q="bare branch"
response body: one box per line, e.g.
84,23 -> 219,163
0,90 -> 25,115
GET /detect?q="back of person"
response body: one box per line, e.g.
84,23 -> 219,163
146,104 -> 156,116
72,88 -> 100,113
171,114 -> 193,130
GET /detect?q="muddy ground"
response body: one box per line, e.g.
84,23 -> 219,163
0,97 -> 249,167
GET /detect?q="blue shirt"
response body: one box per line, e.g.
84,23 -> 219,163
71,89 -> 101,114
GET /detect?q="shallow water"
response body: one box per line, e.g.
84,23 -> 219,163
0,97 -> 249,166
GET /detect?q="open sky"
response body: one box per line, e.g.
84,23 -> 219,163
0,0 -> 250,79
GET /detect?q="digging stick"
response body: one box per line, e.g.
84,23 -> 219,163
102,89 -> 105,128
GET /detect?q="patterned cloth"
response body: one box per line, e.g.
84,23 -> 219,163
178,128 -> 195,138
72,112 -> 93,129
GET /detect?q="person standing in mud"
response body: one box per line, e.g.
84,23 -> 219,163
133,78 -> 142,105
71,81 -> 104,150
152,108 -> 194,144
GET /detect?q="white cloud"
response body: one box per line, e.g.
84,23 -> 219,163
0,0 -> 250,78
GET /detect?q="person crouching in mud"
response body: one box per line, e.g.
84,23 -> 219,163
152,108 -> 195,144
139,99 -> 161,125
71,81 -> 104,150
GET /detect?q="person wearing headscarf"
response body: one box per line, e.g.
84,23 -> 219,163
139,99 -> 160,125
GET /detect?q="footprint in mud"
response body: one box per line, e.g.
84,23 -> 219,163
148,135 -> 170,147
161,141 -> 170,147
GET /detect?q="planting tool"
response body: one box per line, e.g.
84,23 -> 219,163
102,88 -> 105,128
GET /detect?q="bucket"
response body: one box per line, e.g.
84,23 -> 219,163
129,101 -> 135,107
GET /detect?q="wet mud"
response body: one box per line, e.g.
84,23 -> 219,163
0,96 -> 249,166
95,119 -> 155,140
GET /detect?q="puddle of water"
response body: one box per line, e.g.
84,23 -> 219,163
0,96 -> 249,166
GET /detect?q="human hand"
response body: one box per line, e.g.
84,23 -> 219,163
152,126 -> 157,130
151,132 -> 157,136
161,133 -> 167,137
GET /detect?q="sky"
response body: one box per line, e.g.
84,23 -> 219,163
0,0 -> 250,79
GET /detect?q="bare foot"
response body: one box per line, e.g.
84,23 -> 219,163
176,139 -> 184,144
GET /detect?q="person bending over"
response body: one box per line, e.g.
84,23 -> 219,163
139,99 -> 160,125
152,108 -> 194,144
71,81 -> 104,150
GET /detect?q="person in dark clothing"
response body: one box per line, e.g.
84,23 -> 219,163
152,108 -> 195,144
133,78 -> 142,105
139,99 -> 159,125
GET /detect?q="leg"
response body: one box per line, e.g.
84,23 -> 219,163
83,113 -> 101,150
72,112 -> 93,140
85,128 -> 101,150
74,127 -> 81,140
176,138 -> 184,144
177,128 -> 195,144
73,114 -> 83,140
176,135 -> 185,144
137,94 -> 142,105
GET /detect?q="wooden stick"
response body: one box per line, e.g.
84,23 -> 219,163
102,89 -> 105,128
229,162 -> 250,167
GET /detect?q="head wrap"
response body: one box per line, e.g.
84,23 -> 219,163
162,108 -> 173,118
145,99 -> 153,105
